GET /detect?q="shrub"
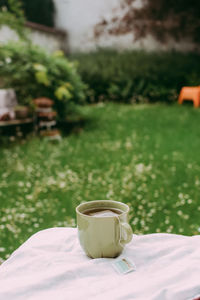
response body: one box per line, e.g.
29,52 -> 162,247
0,42 -> 86,120
71,49 -> 200,104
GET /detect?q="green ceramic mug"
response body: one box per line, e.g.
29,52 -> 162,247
76,200 -> 133,258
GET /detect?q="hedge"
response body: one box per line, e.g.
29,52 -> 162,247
71,49 -> 200,104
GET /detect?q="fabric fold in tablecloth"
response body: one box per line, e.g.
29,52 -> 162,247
0,227 -> 199,300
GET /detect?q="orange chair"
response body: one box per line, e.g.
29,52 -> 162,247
178,86 -> 200,108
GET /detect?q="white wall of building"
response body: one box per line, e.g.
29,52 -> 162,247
54,0 -> 124,52
54,0 -> 197,53
0,1 -> 197,53
0,26 -> 19,44
28,30 -> 64,53
0,24 -> 66,53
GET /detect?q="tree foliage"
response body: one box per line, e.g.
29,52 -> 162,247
0,0 -> 25,37
0,0 -> 55,29
21,0 -> 55,27
95,0 -> 200,45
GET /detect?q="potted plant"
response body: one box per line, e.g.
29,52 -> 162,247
33,97 -> 54,108
14,105 -> 30,119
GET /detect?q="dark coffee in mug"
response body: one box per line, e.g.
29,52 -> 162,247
83,207 -> 123,217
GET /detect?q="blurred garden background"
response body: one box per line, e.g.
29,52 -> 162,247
0,0 -> 200,263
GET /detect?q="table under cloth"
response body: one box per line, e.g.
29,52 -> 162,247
0,227 -> 200,300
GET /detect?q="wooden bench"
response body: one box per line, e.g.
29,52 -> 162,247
0,118 -> 34,136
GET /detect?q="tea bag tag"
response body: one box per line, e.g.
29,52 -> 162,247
112,257 -> 136,274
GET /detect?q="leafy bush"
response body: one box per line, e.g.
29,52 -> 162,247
71,50 -> 200,103
0,42 -> 86,119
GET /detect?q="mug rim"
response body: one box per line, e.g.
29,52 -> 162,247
76,200 -> 129,218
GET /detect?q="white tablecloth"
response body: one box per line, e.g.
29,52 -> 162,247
0,228 -> 200,300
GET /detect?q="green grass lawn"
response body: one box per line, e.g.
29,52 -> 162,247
0,103 -> 200,262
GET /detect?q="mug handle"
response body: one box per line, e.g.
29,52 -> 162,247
120,222 -> 133,245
